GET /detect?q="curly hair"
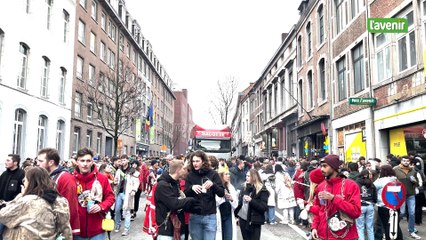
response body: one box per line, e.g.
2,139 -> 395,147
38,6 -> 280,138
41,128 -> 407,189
187,150 -> 210,171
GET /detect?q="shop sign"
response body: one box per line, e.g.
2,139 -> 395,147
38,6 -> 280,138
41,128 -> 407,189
348,97 -> 377,106
344,131 -> 366,162
389,128 -> 408,156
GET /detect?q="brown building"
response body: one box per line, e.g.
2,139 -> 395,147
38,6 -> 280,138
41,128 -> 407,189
70,0 -> 174,157
172,89 -> 194,156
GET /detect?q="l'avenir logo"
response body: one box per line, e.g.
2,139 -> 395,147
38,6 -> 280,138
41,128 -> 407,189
367,18 -> 408,33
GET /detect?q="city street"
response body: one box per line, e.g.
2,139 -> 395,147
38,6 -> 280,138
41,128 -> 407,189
111,194 -> 307,240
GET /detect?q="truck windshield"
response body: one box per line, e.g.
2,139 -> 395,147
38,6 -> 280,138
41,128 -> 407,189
194,139 -> 231,153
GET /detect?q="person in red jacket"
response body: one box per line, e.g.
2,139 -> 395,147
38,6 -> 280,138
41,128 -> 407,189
36,148 -> 81,237
73,148 -> 115,240
311,154 -> 361,240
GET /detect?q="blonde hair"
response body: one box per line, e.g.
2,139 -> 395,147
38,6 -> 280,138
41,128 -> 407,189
308,182 -> 318,203
248,169 -> 263,194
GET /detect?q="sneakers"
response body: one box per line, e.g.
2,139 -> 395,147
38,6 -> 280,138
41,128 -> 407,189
122,229 -> 129,236
270,222 -> 277,225
410,232 -> 421,239
114,225 -> 120,233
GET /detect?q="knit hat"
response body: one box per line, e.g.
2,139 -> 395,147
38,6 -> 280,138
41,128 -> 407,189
309,168 -> 324,184
322,154 -> 341,171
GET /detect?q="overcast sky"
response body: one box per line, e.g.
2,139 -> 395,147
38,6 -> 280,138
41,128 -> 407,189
125,0 -> 301,126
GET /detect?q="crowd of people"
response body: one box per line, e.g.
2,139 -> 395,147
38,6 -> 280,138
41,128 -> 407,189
0,148 -> 424,240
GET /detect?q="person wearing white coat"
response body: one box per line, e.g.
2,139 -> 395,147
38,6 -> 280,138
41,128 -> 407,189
275,164 -> 296,224
216,168 -> 239,240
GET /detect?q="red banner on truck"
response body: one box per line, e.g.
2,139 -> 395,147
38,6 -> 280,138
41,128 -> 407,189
192,125 -> 231,139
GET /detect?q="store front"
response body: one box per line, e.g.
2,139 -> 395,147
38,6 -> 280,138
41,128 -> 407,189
388,123 -> 426,156
296,116 -> 329,160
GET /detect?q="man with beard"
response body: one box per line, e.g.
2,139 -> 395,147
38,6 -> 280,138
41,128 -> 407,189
37,148 -> 80,237
155,159 -> 200,239
394,156 -> 421,239
311,154 -> 361,240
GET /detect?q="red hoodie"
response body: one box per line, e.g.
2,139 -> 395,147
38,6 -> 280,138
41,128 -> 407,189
311,177 -> 361,240
73,166 -> 115,238
293,168 -> 305,200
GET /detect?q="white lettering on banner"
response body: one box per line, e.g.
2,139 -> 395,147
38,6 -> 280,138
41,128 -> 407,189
387,186 -> 401,192
196,131 -> 230,138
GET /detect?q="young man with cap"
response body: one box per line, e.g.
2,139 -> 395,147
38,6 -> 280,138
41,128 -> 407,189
311,154 -> 361,240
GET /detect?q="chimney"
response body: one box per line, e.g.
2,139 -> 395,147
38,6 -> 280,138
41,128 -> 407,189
281,33 -> 289,42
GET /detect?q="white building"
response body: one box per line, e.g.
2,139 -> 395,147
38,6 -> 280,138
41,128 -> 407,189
0,0 -> 76,169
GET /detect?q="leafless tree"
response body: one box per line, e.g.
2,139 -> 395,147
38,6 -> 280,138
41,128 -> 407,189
84,58 -> 144,156
209,76 -> 239,125
168,123 -> 189,154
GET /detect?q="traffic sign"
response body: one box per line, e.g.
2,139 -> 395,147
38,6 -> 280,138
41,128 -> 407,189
382,181 -> 406,210
389,209 -> 398,239
348,97 -> 377,106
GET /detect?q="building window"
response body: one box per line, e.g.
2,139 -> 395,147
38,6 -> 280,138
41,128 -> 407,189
41,56 -> 50,97
101,12 -> 106,30
46,0 -> 53,29
351,0 -> 362,19
281,79 -> 285,111
73,127 -> 80,154
119,34 -> 124,52
306,22 -> 312,57
37,115 -> 48,152
75,92 -> 82,118
318,58 -> 326,101
297,36 -> 302,67
98,103 -> 103,125
88,64 -> 95,85
76,56 -> 83,80
307,71 -> 313,108
268,90 -> 272,119
318,5 -> 324,44
274,84 -> 278,115
335,0 -> 347,34
337,57 -> 346,101
288,66 -> 293,105
87,98 -> 93,122
63,10 -> 69,43
56,120 -> 65,158
90,32 -> 96,53
298,80 -> 303,113
91,0 -> 97,20
12,109 -> 26,155
80,0 -> 86,8
86,130 -> 92,148
18,43 -> 29,89
96,132 -> 102,154
100,41 -> 106,62
352,43 -> 365,93
375,34 -> 391,81
78,19 -> 86,44
59,67 -> 66,104
398,10 -> 416,72
110,51 -> 115,69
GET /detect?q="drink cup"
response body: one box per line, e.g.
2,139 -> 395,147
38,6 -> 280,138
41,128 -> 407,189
87,200 -> 95,213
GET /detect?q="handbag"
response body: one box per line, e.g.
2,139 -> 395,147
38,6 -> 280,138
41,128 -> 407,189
102,212 -> 115,231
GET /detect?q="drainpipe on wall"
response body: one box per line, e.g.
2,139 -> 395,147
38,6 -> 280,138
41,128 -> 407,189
327,0 -> 334,155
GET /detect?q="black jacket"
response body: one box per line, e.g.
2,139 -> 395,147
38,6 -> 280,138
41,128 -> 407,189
234,184 -> 269,225
184,168 -> 225,215
154,173 -> 195,237
356,178 -> 377,206
0,167 -> 25,201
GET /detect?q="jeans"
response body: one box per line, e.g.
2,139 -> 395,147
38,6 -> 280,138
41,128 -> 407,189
134,189 -> 142,213
239,218 -> 261,240
266,206 -> 275,223
221,214 -> 233,240
400,195 -> 415,233
0,223 -> 4,240
74,232 -> 106,240
189,214 -> 217,240
157,235 -> 184,240
356,204 -> 374,240
114,192 -> 131,230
